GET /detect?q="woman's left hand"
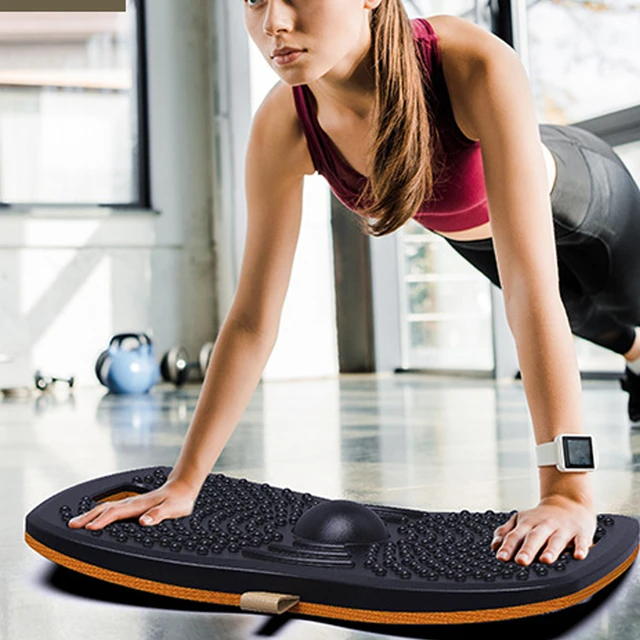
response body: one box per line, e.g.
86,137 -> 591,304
490,494 -> 596,566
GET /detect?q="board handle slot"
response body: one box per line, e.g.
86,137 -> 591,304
93,483 -> 150,503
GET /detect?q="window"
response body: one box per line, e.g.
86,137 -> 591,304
400,221 -> 494,371
0,0 -> 147,207
527,0 -> 640,372
527,0 -> 640,124
398,0 -> 495,372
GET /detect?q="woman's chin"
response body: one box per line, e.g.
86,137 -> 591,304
274,73 -> 310,87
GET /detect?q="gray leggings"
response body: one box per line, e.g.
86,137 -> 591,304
441,123 -> 640,356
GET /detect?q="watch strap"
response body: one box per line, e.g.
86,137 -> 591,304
536,440 -> 559,467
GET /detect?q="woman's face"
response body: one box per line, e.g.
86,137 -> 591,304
242,0 -> 381,85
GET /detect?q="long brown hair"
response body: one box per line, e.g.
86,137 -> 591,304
353,0 -> 443,237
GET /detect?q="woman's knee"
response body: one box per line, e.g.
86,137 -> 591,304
560,294 -> 595,334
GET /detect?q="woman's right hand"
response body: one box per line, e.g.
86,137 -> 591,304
67,477 -> 200,530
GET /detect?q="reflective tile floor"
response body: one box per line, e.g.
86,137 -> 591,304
4,373 -> 640,639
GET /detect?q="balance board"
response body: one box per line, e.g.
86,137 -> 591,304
24,466 -> 639,625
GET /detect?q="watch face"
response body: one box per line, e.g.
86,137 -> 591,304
562,436 -> 595,470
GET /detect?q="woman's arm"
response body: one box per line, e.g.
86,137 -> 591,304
434,15 -> 596,565
170,84 -> 310,491
70,83 -> 310,530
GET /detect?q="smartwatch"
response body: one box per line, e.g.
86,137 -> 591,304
535,434 -> 597,472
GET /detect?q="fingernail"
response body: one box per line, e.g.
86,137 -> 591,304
517,553 -> 528,563
497,551 -> 508,560
141,515 -> 152,524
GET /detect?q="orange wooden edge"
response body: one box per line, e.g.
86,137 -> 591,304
96,491 -> 142,502
24,531 -> 638,625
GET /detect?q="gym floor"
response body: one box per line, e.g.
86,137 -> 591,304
5,373 -> 640,639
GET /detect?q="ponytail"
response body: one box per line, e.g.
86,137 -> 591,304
354,0 -> 443,237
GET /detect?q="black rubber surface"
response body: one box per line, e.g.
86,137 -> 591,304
25,466 -> 639,615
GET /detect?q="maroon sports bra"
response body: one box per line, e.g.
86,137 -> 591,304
291,17 -> 489,233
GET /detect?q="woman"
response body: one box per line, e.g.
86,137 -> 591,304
69,0 -> 640,567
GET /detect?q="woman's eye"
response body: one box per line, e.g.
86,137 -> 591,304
245,0 -> 262,6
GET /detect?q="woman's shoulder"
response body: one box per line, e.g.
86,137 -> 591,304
251,81 -> 316,178
417,14 -> 484,64
422,13 -> 511,69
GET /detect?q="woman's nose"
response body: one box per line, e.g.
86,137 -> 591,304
262,0 -> 294,37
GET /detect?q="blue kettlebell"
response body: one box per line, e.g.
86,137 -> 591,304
95,333 -> 160,394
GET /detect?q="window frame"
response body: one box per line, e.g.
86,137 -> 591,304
0,0 -> 152,213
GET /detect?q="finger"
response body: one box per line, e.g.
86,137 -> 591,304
85,507 -> 125,529
138,507 -> 166,527
492,514 -> 517,551
539,530 -> 571,564
80,496 -> 158,530
496,526 -> 530,562
68,505 -> 109,528
83,505 -> 123,529
514,524 -> 555,566
86,497 -> 163,529
572,533 -> 592,561
494,513 -> 517,537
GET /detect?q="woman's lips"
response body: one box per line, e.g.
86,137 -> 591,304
272,50 -> 305,66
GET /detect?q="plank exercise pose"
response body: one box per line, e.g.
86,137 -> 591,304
70,1 -> 640,567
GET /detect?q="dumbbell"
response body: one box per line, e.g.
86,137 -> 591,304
160,342 -> 214,387
35,370 -> 75,392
